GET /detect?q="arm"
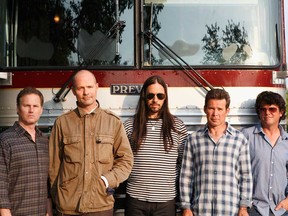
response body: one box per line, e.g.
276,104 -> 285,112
238,136 -> 251,216
0,139 -> 12,213
179,135 -> 194,211
176,122 -> 188,177
182,209 -> 193,216
238,136 -> 253,208
176,121 -> 188,202
277,158 -> 288,211
46,198 -> 53,216
237,207 -> 249,216
275,126 -> 288,212
48,119 -> 63,200
102,121 -> 134,188
0,209 -> 12,216
275,197 -> 288,211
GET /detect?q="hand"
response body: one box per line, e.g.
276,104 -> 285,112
237,207 -> 249,216
275,197 -> 288,211
0,208 -> 12,216
182,209 -> 193,216
46,198 -> 53,216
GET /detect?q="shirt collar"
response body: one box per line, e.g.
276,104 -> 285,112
14,121 -> 42,136
76,100 -> 100,117
77,106 -> 98,117
203,122 -> 234,136
254,123 -> 288,140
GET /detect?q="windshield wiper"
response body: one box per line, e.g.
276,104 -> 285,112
143,31 -> 214,92
80,20 -> 126,62
53,20 -> 125,103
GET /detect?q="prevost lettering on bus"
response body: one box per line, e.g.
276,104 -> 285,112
111,84 -> 142,95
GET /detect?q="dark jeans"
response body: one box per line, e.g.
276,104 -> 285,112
125,194 -> 176,216
56,209 -> 113,216
248,206 -> 288,216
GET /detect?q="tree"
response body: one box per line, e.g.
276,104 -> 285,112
202,20 -> 251,64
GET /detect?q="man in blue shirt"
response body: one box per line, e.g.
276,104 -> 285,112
242,91 -> 288,216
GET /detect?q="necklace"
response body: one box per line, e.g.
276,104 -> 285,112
149,119 -> 157,131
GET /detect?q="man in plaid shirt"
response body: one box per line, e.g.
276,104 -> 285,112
179,88 -> 252,216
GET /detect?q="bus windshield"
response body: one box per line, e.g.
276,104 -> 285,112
0,0 -> 134,68
143,0 -> 281,66
0,0 -> 282,68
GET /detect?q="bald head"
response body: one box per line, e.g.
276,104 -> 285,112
72,70 -> 97,87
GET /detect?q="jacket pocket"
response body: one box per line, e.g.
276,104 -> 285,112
95,135 -> 114,164
57,175 -> 80,211
89,177 -> 115,208
63,136 -> 81,162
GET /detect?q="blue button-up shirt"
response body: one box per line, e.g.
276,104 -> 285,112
242,124 -> 288,216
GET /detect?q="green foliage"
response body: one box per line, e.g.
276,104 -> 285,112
202,23 -> 223,64
17,0 -> 133,66
202,20 -> 251,64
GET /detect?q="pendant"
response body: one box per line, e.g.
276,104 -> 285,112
152,126 -> 155,130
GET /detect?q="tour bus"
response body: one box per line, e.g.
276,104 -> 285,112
0,0 -> 287,214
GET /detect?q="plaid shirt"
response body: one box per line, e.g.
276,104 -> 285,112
180,123 -> 252,216
0,122 -> 49,216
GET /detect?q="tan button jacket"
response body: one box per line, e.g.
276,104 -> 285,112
49,107 -> 133,214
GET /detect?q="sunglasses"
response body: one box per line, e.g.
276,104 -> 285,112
146,93 -> 166,100
259,107 -> 278,113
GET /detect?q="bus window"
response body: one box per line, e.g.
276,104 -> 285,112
0,0 -> 6,68
143,0 -> 281,67
2,0 -> 134,68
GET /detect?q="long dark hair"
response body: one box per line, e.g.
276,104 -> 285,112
131,75 -> 176,153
